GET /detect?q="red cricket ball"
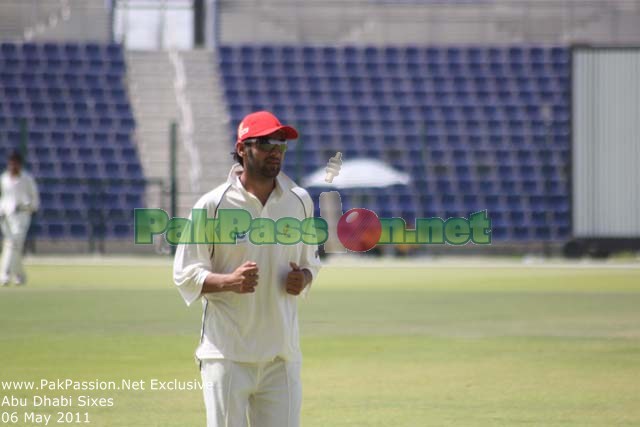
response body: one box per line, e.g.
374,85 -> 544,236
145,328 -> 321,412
337,208 -> 382,252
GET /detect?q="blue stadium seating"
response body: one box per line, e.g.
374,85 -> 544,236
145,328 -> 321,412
218,45 -> 571,242
0,42 -> 143,240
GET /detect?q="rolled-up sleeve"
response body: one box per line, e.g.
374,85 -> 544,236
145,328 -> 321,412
173,204 -> 214,306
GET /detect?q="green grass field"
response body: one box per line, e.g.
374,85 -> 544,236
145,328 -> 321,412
1,259 -> 639,426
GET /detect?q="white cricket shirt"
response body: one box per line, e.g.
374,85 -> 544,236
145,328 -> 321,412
173,164 -> 322,363
0,170 -> 40,216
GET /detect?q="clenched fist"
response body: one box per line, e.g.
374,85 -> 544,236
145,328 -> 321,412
285,262 -> 310,295
226,261 -> 259,294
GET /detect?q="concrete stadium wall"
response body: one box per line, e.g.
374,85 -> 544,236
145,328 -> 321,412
0,0 -> 110,42
216,0 -> 640,45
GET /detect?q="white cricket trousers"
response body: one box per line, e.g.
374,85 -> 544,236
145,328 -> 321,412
200,357 -> 302,427
0,212 -> 31,283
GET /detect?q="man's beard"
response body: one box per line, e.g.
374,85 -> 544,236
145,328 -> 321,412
260,162 -> 281,178
245,151 -> 281,179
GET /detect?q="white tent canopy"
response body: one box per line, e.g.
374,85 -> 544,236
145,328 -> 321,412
302,158 -> 411,189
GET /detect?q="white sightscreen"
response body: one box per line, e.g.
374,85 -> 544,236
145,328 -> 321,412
114,0 -> 193,50
573,48 -> 640,238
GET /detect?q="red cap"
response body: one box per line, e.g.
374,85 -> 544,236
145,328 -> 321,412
237,111 -> 299,142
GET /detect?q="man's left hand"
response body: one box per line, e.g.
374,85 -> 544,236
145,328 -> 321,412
286,262 -> 310,295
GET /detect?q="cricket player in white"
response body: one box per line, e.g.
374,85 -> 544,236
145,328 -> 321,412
173,111 -> 322,427
0,151 -> 39,286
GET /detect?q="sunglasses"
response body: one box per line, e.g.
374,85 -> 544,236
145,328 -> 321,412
244,137 -> 288,153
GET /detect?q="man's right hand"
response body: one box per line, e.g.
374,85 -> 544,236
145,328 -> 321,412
226,261 -> 259,294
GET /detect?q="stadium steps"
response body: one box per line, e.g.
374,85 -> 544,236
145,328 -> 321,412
180,50 -> 233,193
126,51 -> 195,217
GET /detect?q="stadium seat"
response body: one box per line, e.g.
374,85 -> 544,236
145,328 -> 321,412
0,42 -> 144,240
217,44 -> 571,242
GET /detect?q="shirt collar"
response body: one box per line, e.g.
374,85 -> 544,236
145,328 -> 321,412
228,163 -> 287,201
